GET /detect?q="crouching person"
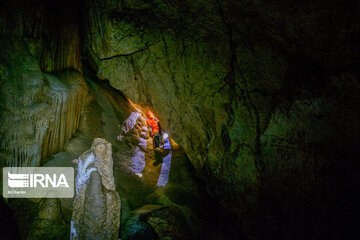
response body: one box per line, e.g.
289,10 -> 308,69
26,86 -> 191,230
146,111 -> 162,151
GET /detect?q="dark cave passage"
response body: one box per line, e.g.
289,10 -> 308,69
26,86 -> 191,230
1,0 -> 360,239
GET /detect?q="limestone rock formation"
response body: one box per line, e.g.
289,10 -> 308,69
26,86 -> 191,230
1,0 -> 360,239
39,70 -> 89,161
71,138 -> 120,240
84,1 -> 360,227
0,38 -> 89,167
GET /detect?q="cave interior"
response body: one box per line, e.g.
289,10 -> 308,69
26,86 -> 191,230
0,0 -> 360,239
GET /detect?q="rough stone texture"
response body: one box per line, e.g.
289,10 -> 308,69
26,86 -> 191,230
1,0 -> 360,239
26,198 -> 69,240
146,206 -> 193,240
84,0 -> 159,60
85,1 -> 360,237
0,38 -> 51,167
83,0 -> 260,218
65,74 -> 212,239
71,138 -> 120,240
0,29 -> 217,240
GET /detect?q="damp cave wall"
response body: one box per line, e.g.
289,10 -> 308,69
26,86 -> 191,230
83,2 -> 360,238
0,0 -> 360,238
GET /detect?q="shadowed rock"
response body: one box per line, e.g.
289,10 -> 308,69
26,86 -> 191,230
27,198 -> 69,240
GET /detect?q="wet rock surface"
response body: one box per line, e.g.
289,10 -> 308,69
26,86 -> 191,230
84,0 -> 360,238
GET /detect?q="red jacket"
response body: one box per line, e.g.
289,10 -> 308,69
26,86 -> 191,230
147,118 -> 159,136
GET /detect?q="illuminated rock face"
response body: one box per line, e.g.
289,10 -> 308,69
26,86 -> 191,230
71,138 -> 120,240
117,110 -> 173,186
117,111 -> 148,176
84,0 -> 360,231
1,0 -> 360,238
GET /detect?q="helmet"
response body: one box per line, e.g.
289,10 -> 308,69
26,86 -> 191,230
163,133 -> 168,140
146,111 -> 153,117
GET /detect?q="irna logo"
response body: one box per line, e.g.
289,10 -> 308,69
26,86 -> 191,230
3,167 -> 74,198
7,172 -> 69,188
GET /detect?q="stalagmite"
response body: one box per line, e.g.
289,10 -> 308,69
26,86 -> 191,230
70,138 -> 120,240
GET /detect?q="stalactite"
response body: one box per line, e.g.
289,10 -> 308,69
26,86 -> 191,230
0,40 -> 52,167
36,74 -> 68,160
0,102 -> 53,168
0,57 -> 88,168
38,71 -> 89,161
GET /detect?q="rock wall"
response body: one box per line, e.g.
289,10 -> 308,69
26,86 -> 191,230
0,0 -> 82,72
0,4 -> 239,238
0,39 -> 52,167
84,0 -> 360,230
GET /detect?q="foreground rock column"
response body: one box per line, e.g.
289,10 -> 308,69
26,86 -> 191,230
70,138 -> 121,240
